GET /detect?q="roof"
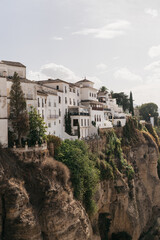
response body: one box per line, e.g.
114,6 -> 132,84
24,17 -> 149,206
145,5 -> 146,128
98,91 -> 109,96
7,77 -> 35,84
75,78 -> 94,84
1,60 -> 26,68
38,78 -> 69,85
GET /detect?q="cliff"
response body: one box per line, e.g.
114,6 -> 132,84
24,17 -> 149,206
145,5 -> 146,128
0,123 -> 160,240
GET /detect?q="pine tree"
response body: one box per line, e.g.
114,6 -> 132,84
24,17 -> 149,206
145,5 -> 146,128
129,91 -> 134,116
77,122 -> 80,139
9,72 -> 29,146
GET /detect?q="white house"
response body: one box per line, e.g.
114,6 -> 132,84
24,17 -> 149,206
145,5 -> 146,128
0,60 -> 127,147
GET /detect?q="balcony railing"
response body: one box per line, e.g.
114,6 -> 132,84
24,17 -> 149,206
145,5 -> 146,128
69,112 -> 90,116
92,107 -> 103,111
26,94 -> 33,100
48,114 -> 59,119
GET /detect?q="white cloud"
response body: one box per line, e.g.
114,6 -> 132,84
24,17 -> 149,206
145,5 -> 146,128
52,36 -> 63,41
27,63 -> 103,88
144,60 -> 160,72
148,44 -> 160,58
96,63 -> 107,71
114,67 -> 142,82
144,8 -> 158,17
144,60 -> 160,84
28,63 -> 79,82
73,20 -> 130,39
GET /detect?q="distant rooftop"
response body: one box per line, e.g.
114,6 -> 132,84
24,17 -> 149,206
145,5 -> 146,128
38,78 -> 69,85
75,78 -> 94,84
1,60 -> 26,68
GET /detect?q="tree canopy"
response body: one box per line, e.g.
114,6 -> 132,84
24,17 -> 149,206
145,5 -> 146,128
129,91 -> 134,116
139,102 -> 159,125
111,92 -> 130,112
100,86 -> 108,92
55,139 -> 99,215
9,72 -> 29,146
28,107 -> 47,145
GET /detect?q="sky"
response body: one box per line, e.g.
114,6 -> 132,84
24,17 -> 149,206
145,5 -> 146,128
0,0 -> 160,108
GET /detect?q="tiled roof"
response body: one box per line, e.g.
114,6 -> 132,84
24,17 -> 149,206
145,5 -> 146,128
75,79 -> 94,84
1,60 -> 26,68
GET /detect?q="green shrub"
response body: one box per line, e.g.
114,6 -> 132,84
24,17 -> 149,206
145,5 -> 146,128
55,139 -> 100,216
47,135 -> 62,155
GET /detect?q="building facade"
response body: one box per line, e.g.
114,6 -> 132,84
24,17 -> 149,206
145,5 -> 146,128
0,60 -> 127,147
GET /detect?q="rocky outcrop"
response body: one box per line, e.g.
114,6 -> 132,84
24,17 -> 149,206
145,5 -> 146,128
91,130 -> 160,240
0,149 -> 92,240
0,128 -> 160,240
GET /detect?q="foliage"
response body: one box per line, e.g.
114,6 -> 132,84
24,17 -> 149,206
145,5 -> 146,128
64,112 -> 72,135
122,117 -> 140,145
77,122 -> 80,139
139,102 -> 159,125
100,86 -> 108,92
9,72 -> 29,146
92,121 -> 96,127
28,107 -> 47,146
111,91 -> 130,112
55,139 -> 100,215
145,123 -> 160,149
112,231 -> 132,240
8,129 -> 16,147
47,135 -> 62,155
105,130 -> 134,181
129,91 -> 134,116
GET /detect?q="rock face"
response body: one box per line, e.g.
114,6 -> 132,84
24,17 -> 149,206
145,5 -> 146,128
0,149 -> 92,240
91,130 -> 160,240
0,129 -> 160,240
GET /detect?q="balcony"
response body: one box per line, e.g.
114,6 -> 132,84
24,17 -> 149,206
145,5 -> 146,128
92,107 -> 103,111
26,94 -> 33,100
48,114 -> 59,119
69,112 -> 90,116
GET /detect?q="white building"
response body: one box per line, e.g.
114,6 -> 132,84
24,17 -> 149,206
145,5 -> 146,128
0,60 -> 127,146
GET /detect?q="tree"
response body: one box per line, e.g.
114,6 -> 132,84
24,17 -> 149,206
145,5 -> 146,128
139,102 -> 159,125
9,72 -> 29,146
77,122 -> 80,139
129,91 -> 134,116
100,86 -> 107,92
111,92 -> 130,112
56,139 -> 99,215
64,112 -> 72,135
28,107 -> 47,146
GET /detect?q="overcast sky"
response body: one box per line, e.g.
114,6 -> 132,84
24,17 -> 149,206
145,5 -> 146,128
0,0 -> 160,107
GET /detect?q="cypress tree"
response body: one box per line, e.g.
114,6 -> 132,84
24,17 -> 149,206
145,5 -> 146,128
129,91 -> 134,116
9,72 -> 29,146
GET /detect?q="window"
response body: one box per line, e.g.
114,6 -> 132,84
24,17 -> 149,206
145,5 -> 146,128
73,88 -> 75,93
59,109 -> 61,116
59,96 -> 61,104
70,87 -> 72,92
54,121 -> 56,125
59,120 -> 61,124
77,100 -> 79,106
84,119 -> 86,126
77,90 -> 79,96
73,119 -> 78,126
90,93 -> 91,97
92,93 -> 93,97
88,119 -> 89,126
81,119 -> 83,126
45,99 -> 47,104
48,123 -> 51,128
73,99 -> 75,105
38,98 -> 40,107
65,97 -> 67,104
48,100 -> 51,107
65,86 -> 67,93
69,98 -> 72,105
54,102 -> 56,107
42,99 -> 44,108
56,85 -> 59,90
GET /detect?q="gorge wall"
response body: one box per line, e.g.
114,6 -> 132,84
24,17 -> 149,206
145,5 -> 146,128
0,125 -> 160,240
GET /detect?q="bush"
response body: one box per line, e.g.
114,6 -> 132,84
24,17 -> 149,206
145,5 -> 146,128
47,135 -> 62,155
55,139 -> 100,216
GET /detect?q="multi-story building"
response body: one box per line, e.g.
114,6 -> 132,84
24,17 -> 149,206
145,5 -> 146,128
0,60 -> 127,147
